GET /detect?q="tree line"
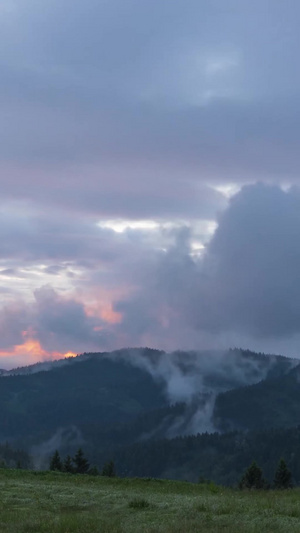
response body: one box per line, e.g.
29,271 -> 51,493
49,447 -> 293,490
99,425 -> 300,486
239,458 -> 292,490
49,448 -> 116,477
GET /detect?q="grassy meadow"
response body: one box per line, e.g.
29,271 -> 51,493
0,469 -> 299,532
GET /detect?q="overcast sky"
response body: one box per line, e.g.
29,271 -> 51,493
1,0 -> 300,367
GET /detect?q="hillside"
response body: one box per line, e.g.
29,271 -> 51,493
0,347 -> 298,474
0,352 -> 166,444
0,469 -> 300,533
96,426 -> 300,486
213,364 -> 300,431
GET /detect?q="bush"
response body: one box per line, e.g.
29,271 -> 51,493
128,498 -> 150,509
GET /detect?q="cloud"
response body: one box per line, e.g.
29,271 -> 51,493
0,286 -> 110,365
0,0 -> 299,224
0,303 -> 29,349
33,286 -> 104,351
0,184 -> 300,364
0,2 -> 300,363
196,183 -> 300,338
110,184 -> 300,355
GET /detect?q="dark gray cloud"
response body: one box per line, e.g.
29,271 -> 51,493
0,184 -> 300,361
0,286 -> 110,355
0,204 -> 132,263
0,0 -> 299,222
111,184 -> 300,353
0,304 -> 29,349
195,184 -> 300,337
33,286 -> 107,352
0,2 -> 299,363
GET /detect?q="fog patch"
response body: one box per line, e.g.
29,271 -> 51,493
107,347 -> 295,436
31,426 -> 83,470
109,347 -> 291,403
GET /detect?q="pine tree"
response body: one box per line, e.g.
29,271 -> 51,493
101,460 -> 116,477
63,454 -> 74,474
239,461 -> 265,489
49,450 -> 63,471
73,448 -> 89,474
88,465 -> 99,476
273,458 -> 293,489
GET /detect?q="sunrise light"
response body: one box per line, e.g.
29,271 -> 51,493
0,338 -> 76,368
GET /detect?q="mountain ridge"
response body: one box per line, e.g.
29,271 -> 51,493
0,347 -> 298,478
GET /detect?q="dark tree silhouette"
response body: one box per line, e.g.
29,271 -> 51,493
63,454 -> 74,474
73,448 -> 89,474
49,450 -> 63,472
239,461 -> 266,489
102,460 -> 116,477
88,465 -> 100,476
273,458 -> 293,489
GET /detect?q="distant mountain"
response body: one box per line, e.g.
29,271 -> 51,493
213,363 -> 300,431
0,347 -> 297,471
0,351 -> 166,445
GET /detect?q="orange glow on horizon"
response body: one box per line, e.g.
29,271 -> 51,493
63,351 -> 77,359
0,338 -> 76,366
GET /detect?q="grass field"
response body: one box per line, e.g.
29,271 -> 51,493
0,469 -> 300,532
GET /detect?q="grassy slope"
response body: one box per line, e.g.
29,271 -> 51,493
0,470 -> 300,532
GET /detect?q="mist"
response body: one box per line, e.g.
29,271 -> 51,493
31,426 -> 84,470
105,347 -> 296,435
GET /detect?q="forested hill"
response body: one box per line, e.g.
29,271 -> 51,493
0,352 -> 166,443
0,347 -> 297,471
96,425 -> 300,487
213,363 -> 300,431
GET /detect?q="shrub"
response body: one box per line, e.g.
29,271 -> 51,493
128,498 -> 150,509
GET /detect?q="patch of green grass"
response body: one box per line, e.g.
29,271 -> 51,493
0,469 -> 299,532
128,497 -> 151,509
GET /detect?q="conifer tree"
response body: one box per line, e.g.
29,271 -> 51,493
88,465 -> 99,476
49,450 -> 63,471
239,460 -> 265,489
63,454 -> 74,474
273,458 -> 293,489
101,460 -> 116,477
73,448 -> 89,474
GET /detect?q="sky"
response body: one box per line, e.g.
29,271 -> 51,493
1,0 -> 300,367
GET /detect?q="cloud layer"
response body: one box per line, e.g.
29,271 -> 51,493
1,0 -> 300,216
0,183 -> 300,366
0,2 -> 300,365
